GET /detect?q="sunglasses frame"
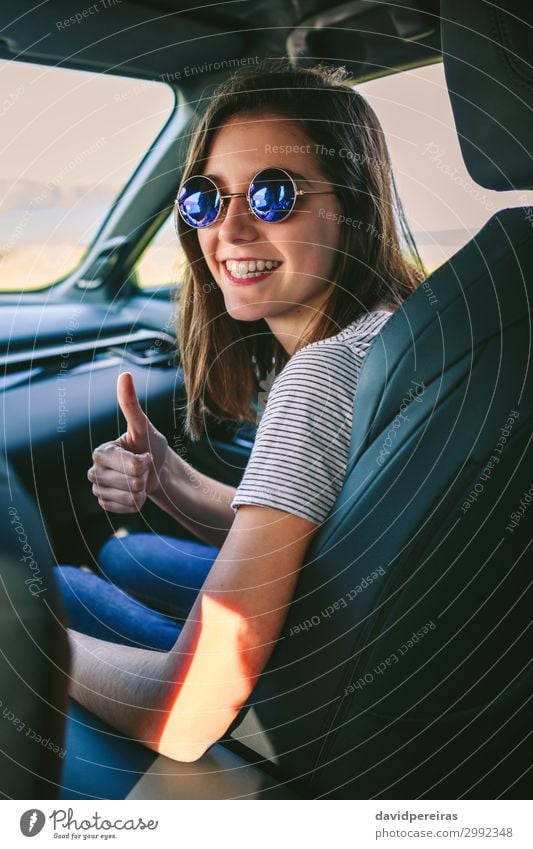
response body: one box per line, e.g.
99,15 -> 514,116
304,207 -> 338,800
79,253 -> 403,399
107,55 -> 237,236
175,167 -> 336,229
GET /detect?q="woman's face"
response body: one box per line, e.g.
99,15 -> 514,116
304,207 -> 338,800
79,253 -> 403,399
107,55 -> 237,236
197,111 -> 343,352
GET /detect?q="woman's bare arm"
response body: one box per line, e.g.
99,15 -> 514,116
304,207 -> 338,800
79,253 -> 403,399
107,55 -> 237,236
148,446 -> 237,548
68,503 -> 319,761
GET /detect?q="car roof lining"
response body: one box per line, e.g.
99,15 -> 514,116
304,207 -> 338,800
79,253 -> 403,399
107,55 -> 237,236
0,0 -> 440,83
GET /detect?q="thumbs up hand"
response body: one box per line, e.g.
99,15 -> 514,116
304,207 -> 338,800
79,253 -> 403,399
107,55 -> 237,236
88,372 -> 169,513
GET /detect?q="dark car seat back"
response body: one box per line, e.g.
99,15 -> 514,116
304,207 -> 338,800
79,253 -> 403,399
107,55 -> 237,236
442,0 -> 533,191
230,1 -> 533,799
0,458 -> 69,798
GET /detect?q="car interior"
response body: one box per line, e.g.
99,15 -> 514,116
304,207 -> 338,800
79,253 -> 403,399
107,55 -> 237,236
0,0 -> 532,800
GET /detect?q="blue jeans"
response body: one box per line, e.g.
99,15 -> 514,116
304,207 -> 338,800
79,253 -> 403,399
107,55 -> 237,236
57,534 -> 219,652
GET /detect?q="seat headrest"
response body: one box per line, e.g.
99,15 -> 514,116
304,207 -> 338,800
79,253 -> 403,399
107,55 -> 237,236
441,0 -> 533,190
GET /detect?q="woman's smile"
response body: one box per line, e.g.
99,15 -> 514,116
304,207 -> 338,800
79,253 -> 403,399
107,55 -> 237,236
221,257 -> 283,285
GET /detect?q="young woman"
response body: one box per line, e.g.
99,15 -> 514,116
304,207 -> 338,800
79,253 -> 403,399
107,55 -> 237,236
60,61 -> 424,761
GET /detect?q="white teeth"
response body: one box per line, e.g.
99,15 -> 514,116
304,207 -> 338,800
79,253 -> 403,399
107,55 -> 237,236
225,259 -> 279,278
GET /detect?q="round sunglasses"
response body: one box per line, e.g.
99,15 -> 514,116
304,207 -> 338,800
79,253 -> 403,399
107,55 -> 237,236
175,166 -> 336,229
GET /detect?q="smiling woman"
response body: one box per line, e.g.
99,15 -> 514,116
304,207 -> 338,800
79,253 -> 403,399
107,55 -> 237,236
60,59 -> 425,763
176,61 -> 424,437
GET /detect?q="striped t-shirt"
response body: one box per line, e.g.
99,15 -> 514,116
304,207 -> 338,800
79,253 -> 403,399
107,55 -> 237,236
231,309 -> 394,525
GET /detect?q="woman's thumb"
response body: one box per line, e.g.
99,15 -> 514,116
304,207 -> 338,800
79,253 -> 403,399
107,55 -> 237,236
117,372 -> 149,443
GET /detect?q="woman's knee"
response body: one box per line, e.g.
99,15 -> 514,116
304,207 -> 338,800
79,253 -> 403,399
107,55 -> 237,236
55,565 -> 104,629
97,533 -> 185,588
55,564 -> 86,596
97,535 -> 136,580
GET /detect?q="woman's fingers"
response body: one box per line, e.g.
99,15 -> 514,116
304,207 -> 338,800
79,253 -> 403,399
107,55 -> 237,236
92,483 -> 147,511
87,465 -> 147,493
96,499 -> 144,515
89,440 -> 151,513
91,441 -> 152,477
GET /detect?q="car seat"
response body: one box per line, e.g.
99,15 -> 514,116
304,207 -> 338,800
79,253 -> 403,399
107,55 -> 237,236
0,457 -> 69,798
229,0 -> 533,799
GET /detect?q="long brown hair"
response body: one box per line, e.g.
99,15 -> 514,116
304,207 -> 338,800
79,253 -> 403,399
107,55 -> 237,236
175,59 -> 424,440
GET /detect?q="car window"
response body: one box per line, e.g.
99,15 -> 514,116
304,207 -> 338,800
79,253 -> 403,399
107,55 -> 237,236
135,212 -> 185,289
356,62 -> 533,273
0,60 -> 174,292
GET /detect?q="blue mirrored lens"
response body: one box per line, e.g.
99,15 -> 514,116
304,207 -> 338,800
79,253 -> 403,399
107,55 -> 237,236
249,169 -> 295,222
178,176 -> 220,227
